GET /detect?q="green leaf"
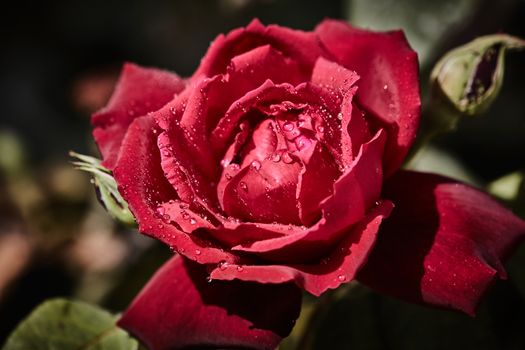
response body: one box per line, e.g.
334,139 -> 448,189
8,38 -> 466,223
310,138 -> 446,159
70,151 -> 136,226
2,298 -> 138,350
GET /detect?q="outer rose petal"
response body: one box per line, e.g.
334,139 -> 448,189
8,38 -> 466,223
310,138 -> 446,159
194,18 -> 326,80
92,63 -> 185,169
113,115 -> 237,264
315,20 -> 420,176
119,255 -> 302,350
210,200 -> 393,296
358,171 -> 525,315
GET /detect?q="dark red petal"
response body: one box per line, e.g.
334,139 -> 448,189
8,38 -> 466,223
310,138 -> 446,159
113,116 -> 236,264
119,255 -> 302,350
222,156 -> 303,225
227,44 -> 304,93
311,57 -> 359,98
297,141 -> 341,226
92,63 -> 185,169
211,80 -> 299,156
231,129 -> 386,263
194,18 -> 325,80
210,200 -> 393,296
315,20 -> 420,176
358,170 -> 525,315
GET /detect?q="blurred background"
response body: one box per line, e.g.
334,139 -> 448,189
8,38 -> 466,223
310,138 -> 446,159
0,0 -> 524,349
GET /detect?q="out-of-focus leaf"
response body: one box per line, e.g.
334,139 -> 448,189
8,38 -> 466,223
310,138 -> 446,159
0,130 -> 26,178
308,281 -> 525,350
431,34 -> 525,117
407,145 -> 481,187
70,151 -> 135,226
488,171 -> 524,201
345,0 -> 479,64
2,298 -> 138,350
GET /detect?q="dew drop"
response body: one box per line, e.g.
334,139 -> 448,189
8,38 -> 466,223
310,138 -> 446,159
182,212 -> 190,219
250,160 -> 261,171
239,181 -> 248,192
189,218 -> 197,225
282,121 -> 294,131
337,274 -> 346,282
271,153 -> 281,162
295,135 -> 312,150
225,173 -> 232,180
195,249 -> 202,255
236,265 -> 244,272
282,152 -> 294,164
316,125 -> 325,133
218,261 -> 229,271
337,112 -> 343,120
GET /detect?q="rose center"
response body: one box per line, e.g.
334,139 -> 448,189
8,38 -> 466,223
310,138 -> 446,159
218,102 -> 334,226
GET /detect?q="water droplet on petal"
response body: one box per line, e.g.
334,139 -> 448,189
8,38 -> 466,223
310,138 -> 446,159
337,274 -> 346,282
283,121 -> 294,131
282,152 -> 294,164
218,261 -> 228,271
236,265 -> 244,272
225,173 -> 232,180
239,181 -> 248,192
189,218 -> 197,225
250,160 -> 261,171
337,113 -> 343,120
271,153 -> 281,162
316,125 -> 325,133
295,135 -> 312,150
195,249 -> 202,255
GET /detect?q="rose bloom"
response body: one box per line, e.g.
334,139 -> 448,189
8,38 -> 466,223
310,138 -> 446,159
92,20 -> 525,350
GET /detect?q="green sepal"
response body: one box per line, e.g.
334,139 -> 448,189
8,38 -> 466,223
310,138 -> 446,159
70,151 -> 136,226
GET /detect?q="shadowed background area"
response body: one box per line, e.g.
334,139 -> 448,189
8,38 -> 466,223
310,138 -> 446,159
0,0 -> 524,349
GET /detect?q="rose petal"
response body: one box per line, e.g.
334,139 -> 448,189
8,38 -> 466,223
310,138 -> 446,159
231,129 -> 386,263
222,156 -> 303,225
211,80 -> 299,155
227,44 -> 304,94
297,141 -> 341,226
119,255 -> 302,350
311,57 -> 360,97
194,18 -> 325,80
92,63 -> 185,169
113,115 -> 236,264
315,20 -> 420,176
357,170 -> 525,315
210,200 -> 393,296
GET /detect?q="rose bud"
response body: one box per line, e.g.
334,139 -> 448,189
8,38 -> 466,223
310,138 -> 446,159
89,20 -> 525,350
427,34 -> 525,134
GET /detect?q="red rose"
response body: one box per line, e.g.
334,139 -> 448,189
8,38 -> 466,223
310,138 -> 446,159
92,19 -> 525,350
